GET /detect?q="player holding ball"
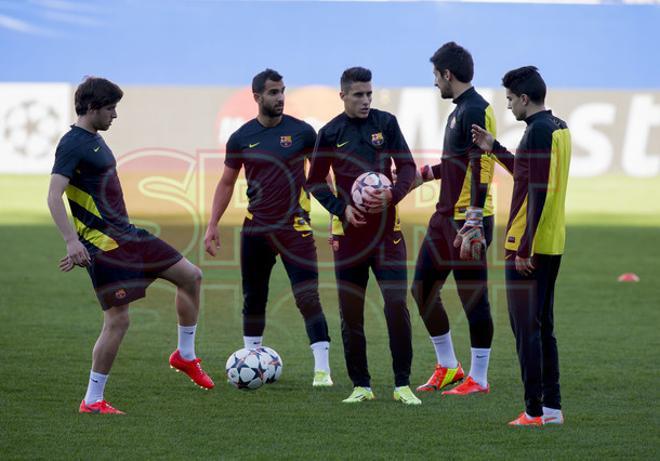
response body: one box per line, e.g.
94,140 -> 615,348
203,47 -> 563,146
306,67 -> 420,405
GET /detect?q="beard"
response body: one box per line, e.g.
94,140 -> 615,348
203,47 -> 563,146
263,103 -> 284,118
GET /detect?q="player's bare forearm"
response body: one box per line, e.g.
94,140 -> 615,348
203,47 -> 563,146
47,175 -> 78,244
208,181 -> 235,228
47,174 -> 90,267
205,167 -> 239,256
208,166 -> 240,228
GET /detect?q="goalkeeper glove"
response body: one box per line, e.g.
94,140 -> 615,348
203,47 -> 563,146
453,207 -> 486,261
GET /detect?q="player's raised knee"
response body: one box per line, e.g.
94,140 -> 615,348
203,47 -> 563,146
176,259 -> 202,290
188,263 -> 203,285
105,310 -> 130,334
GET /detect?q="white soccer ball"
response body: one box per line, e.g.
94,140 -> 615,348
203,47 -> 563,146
225,348 -> 268,390
257,346 -> 283,384
351,172 -> 392,214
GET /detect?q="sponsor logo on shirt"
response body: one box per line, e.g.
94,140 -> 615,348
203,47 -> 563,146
280,135 -> 292,147
371,132 -> 384,146
115,288 -> 127,299
336,141 -> 349,148
508,236 -> 516,243
248,142 -> 260,148
93,146 -> 101,152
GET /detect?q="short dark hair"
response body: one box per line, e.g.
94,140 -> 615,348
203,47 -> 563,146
252,68 -> 283,94
429,42 -> 474,83
502,66 -> 546,104
340,67 -> 372,93
74,76 -> 123,116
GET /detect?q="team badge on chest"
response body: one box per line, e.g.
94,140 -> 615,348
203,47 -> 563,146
371,132 -> 384,146
280,135 -> 292,147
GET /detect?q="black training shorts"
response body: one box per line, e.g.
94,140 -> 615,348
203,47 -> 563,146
86,229 -> 183,310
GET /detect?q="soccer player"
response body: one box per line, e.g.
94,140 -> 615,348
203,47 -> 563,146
306,67 -> 421,405
47,77 -> 214,415
412,42 -> 506,395
471,66 -> 571,426
204,69 -> 333,387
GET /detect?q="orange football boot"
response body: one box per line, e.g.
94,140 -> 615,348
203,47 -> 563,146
79,399 -> 125,415
442,376 -> 489,395
416,363 -> 465,392
508,412 -> 543,427
169,350 -> 215,389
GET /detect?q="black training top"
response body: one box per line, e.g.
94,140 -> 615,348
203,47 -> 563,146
306,108 -> 416,236
434,87 -> 495,217
52,125 -> 135,254
224,114 -> 316,229
491,110 -> 572,257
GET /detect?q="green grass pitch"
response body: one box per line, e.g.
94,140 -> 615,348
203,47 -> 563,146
0,175 -> 658,459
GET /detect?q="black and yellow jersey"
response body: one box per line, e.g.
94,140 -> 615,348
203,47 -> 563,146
225,114 -> 316,231
492,110 -> 571,257
305,109 -> 416,238
431,87 -> 505,220
51,125 -> 136,255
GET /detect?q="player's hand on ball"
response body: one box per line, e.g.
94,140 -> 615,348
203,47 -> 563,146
453,207 -> 486,261
204,225 -> 221,256
362,187 -> 392,212
515,255 -> 535,276
345,205 -> 367,228
66,239 -> 90,267
471,124 -> 495,151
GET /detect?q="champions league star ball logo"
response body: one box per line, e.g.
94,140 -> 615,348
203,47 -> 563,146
3,100 -> 62,159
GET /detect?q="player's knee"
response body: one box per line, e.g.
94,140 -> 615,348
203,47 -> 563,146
295,290 -> 322,318
106,311 -> 130,334
188,264 -> 203,286
410,283 -> 424,308
384,296 -> 407,315
179,263 -> 202,293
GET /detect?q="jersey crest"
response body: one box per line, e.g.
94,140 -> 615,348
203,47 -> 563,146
280,135 -> 292,147
371,132 -> 384,146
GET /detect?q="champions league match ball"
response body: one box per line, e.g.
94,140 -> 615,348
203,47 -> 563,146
225,348 -> 269,390
351,172 -> 392,214
257,346 -> 283,384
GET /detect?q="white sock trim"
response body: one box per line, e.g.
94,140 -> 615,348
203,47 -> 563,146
430,332 -> 459,368
177,324 -> 197,360
84,371 -> 108,405
468,347 -> 491,387
310,341 -> 330,372
243,336 -> 263,349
